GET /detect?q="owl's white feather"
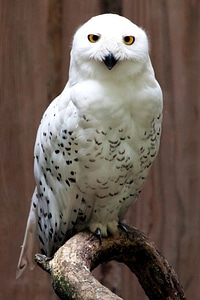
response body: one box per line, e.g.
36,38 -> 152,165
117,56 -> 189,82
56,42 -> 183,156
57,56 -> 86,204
17,13 -> 163,278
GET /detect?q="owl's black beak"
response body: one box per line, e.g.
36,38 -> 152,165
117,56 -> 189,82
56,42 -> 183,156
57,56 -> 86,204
103,52 -> 118,70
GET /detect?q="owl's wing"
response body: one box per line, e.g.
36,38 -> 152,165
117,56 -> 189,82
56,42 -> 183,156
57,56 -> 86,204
16,188 -> 40,278
17,86 -> 94,278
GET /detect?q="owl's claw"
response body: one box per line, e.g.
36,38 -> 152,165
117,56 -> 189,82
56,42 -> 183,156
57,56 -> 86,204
95,227 -> 102,244
118,222 -> 129,237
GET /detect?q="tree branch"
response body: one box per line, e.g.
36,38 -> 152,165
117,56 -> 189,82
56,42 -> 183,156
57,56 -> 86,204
35,225 -> 186,300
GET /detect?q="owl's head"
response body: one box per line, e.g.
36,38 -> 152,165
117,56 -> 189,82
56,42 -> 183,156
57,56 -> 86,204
69,14 -> 150,84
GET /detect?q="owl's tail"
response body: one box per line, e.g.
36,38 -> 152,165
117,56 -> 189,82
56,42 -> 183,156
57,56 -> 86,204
16,189 -> 40,279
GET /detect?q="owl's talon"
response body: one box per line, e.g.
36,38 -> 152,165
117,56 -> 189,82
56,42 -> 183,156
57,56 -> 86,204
35,253 -> 53,263
118,222 -> 129,237
95,227 -> 102,244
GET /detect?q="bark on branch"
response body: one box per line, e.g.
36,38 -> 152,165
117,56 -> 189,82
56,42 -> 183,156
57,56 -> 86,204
35,225 -> 186,300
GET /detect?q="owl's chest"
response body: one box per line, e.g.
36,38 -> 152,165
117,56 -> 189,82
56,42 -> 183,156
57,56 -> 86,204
71,113 -> 160,194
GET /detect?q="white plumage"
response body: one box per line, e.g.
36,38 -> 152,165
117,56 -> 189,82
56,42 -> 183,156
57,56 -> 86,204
17,13 -> 163,278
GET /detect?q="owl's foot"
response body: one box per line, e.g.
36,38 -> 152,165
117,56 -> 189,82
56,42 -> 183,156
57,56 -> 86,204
35,254 -> 52,273
90,221 -> 119,243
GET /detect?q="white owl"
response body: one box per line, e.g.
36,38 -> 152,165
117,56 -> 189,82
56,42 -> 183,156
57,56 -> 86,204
17,13 -> 163,278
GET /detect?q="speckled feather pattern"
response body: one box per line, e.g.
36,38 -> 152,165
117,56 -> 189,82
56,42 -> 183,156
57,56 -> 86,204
17,13 -> 163,277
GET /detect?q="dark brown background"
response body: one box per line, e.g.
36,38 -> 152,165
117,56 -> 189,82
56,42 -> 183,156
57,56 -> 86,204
0,1 -> 199,299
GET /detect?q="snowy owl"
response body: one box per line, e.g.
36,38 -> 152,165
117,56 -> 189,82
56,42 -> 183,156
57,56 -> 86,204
17,13 -> 163,277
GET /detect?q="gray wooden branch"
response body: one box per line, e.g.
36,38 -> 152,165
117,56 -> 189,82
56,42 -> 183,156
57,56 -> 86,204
35,225 -> 186,300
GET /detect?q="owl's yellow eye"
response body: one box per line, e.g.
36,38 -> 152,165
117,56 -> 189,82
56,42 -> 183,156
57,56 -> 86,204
88,34 -> 101,43
123,36 -> 135,45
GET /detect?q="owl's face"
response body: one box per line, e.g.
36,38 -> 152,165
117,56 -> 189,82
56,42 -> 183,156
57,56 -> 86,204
69,14 -> 150,83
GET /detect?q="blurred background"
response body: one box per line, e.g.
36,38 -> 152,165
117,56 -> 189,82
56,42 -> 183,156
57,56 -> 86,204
0,0 -> 199,299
